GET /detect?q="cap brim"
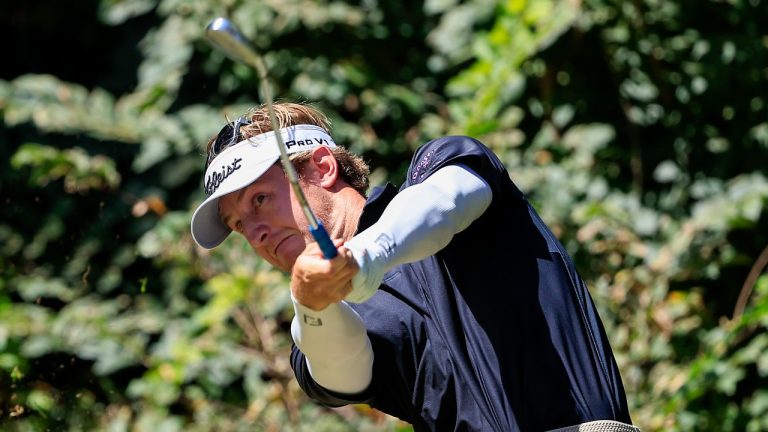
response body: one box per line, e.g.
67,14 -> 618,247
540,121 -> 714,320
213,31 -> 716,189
190,196 -> 233,249
190,155 -> 278,249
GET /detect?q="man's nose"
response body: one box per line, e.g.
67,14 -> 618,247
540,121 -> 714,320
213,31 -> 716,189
241,218 -> 269,248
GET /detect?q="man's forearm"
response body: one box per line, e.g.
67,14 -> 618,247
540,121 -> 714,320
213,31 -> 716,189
344,164 -> 492,303
290,297 -> 373,394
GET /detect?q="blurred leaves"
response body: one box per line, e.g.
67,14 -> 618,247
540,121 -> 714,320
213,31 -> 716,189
11,143 -> 121,193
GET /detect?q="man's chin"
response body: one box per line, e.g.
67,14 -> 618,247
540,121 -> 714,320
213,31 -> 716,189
254,246 -> 299,273
276,239 -> 306,271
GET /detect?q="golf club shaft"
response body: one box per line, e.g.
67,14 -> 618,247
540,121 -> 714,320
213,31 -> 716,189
205,17 -> 337,259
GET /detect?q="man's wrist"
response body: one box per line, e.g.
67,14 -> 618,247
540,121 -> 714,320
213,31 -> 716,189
291,294 -> 337,323
344,238 -> 387,303
290,291 -> 331,312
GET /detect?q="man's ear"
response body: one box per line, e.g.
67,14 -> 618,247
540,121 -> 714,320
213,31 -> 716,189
309,146 -> 339,189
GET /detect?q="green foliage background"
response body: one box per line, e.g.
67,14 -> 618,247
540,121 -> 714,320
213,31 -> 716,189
1,0 -> 767,430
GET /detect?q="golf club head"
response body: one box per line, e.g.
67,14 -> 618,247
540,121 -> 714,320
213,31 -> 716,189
202,16 -> 337,259
205,17 -> 260,66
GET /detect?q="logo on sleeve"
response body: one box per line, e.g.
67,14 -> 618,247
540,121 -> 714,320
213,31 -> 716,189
303,314 -> 323,326
375,233 -> 395,255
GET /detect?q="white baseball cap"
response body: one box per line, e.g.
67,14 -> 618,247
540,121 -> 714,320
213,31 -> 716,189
190,123 -> 336,249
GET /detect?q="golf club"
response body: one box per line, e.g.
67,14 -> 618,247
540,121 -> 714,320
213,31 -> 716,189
205,17 -> 337,259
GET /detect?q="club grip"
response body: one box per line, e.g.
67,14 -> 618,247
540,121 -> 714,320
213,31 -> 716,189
310,222 -> 338,259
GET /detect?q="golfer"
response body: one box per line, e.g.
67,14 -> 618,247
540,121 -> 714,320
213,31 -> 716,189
191,103 -> 637,431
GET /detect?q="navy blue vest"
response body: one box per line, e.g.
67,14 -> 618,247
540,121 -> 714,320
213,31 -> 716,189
291,136 -> 631,431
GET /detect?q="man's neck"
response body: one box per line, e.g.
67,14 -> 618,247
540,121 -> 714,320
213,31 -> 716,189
329,187 -> 366,242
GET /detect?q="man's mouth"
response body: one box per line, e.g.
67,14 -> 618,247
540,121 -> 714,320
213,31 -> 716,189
273,234 -> 292,256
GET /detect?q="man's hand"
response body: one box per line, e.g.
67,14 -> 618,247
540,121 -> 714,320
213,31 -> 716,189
291,239 -> 359,311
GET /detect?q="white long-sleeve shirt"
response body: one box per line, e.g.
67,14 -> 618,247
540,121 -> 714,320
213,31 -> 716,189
290,164 -> 492,393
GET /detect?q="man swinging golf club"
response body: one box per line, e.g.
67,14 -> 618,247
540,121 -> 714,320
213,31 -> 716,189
193,17 -> 637,432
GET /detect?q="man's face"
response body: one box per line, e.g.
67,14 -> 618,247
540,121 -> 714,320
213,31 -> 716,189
218,163 -> 312,272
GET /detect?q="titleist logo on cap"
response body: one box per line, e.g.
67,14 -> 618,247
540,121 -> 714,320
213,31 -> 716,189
201,125 -> 337,198
205,157 -> 242,196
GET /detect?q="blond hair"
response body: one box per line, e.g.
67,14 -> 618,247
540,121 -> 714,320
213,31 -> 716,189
205,102 -> 370,195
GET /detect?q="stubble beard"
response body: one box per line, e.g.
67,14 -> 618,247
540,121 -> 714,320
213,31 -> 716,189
299,183 -> 335,244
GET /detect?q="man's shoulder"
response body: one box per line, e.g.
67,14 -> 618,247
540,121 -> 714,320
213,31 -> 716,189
412,135 -> 490,163
407,135 -> 497,185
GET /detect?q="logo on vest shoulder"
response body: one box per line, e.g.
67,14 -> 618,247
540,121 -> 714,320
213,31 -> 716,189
411,151 -> 433,181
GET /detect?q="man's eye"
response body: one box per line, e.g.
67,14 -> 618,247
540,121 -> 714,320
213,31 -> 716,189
254,194 -> 266,206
